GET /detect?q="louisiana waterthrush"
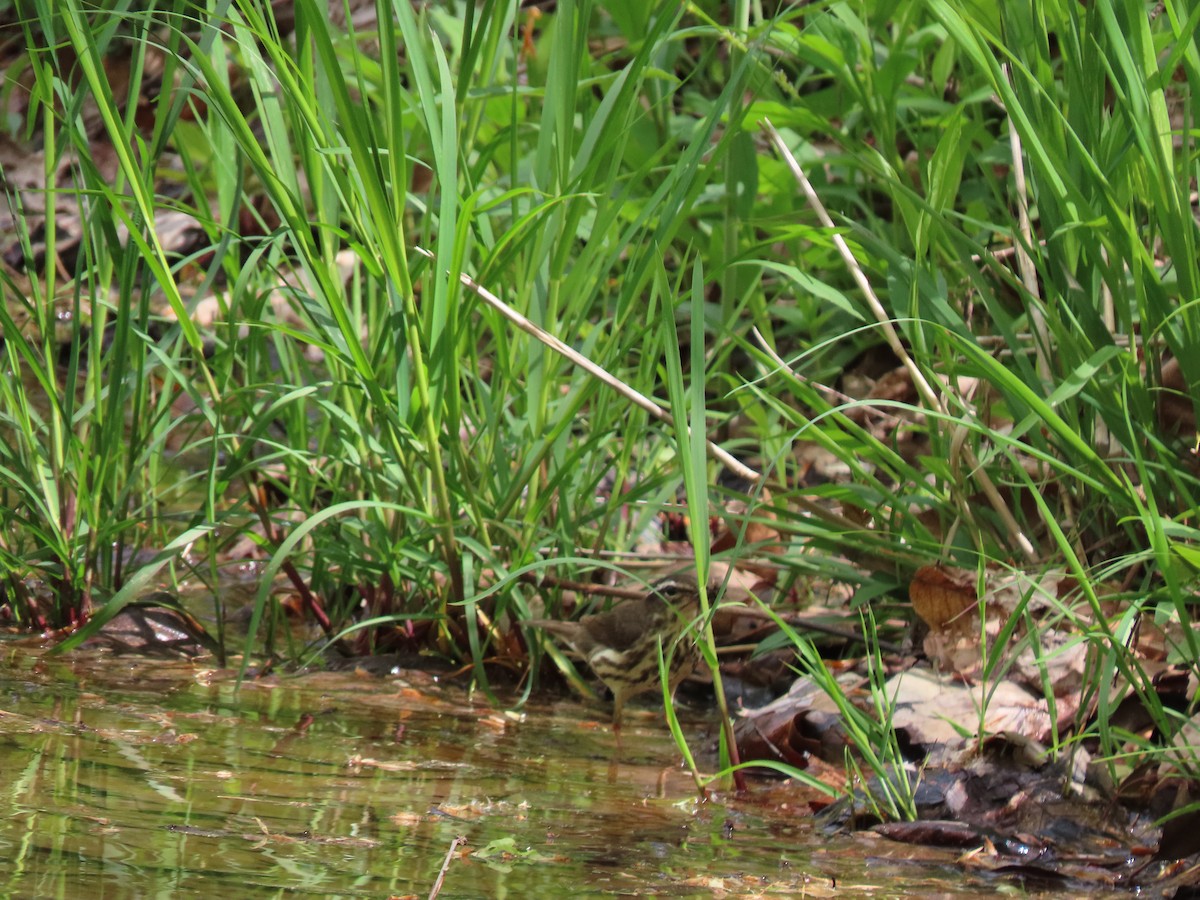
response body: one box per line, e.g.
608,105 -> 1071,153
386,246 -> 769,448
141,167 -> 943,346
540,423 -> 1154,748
526,574 -> 707,727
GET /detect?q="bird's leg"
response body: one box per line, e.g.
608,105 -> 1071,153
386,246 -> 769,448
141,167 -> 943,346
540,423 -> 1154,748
611,694 -> 626,732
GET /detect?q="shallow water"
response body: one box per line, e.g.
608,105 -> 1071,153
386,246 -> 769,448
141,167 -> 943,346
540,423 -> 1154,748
0,638 -> 1088,898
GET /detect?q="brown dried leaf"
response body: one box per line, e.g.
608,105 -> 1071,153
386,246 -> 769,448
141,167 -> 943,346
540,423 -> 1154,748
910,565 -> 976,630
734,673 -> 864,766
888,668 -> 1055,746
1158,356 -> 1197,438
710,492 -> 783,557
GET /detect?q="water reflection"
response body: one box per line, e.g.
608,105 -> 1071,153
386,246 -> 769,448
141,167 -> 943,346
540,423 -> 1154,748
0,641 -> 1063,897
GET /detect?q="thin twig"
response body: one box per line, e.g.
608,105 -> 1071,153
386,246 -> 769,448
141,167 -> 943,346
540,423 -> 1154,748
1002,62 -> 1050,385
413,245 -> 761,484
428,835 -> 465,900
761,119 -> 1037,562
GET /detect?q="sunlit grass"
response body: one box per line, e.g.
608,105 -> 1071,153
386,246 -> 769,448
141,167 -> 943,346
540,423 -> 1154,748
1,0 -> 1198,803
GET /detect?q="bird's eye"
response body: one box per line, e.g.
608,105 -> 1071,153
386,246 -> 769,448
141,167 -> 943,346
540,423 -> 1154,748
652,578 -> 695,602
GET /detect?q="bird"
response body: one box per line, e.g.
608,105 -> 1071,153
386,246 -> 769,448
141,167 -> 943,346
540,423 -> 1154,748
525,574 -> 707,728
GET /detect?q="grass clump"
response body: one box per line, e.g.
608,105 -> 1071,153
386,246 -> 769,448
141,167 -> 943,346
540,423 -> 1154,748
0,0 -> 1198,813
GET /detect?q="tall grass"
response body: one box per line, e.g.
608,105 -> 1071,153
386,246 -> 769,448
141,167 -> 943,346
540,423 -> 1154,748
1,0 -> 1198,799
737,0 -> 1200,792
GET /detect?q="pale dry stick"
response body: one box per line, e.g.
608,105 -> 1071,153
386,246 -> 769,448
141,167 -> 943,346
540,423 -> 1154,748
418,255 -> 897,548
761,119 -> 1038,563
1004,66 -> 1091,557
1002,89 -> 1088,555
1003,62 -> 1051,386
971,241 -> 1046,263
412,245 -> 760,485
428,835 -> 465,900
